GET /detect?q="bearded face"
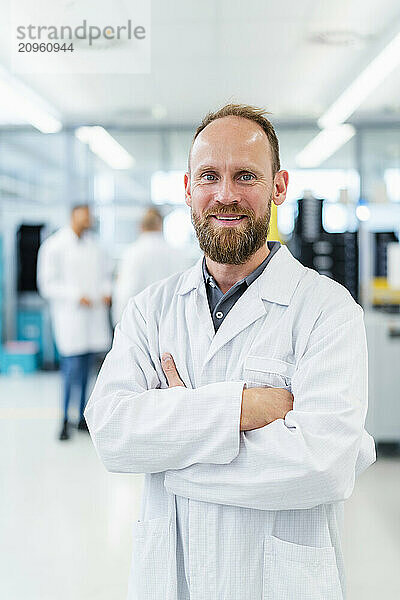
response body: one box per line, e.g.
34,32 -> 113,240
185,116 -> 287,264
191,195 -> 272,265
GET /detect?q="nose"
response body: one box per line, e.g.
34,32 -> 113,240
214,177 -> 240,205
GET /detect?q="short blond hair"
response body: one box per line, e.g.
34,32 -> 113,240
189,103 -> 280,175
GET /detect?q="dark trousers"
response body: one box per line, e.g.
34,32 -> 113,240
60,353 -> 93,421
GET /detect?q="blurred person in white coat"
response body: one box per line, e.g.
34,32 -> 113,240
112,207 -> 186,324
37,204 -> 112,441
85,105 -> 376,600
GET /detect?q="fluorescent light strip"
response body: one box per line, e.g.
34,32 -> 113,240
318,30 -> 400,128
76,126 -> 134,170
296,29 -> 400,169
0,65 -> 62,133
296,125 -> 356,168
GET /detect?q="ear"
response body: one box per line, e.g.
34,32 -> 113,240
272,170 -> 289,207
184,172 -> 192,207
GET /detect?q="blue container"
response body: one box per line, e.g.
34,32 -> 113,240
0,341 -> 39,375
0,236 -> 3,343
0,293 -> 3,345
17,310 -> 43,365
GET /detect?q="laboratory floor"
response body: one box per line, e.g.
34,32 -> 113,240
0,372 -> 399,600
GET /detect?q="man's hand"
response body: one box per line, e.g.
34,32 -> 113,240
240,387 -> 293,431
79,296 -> 92,307
161,353 -> 185,387
160,354 -> 293,431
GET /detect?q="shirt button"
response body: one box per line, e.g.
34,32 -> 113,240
216,311 -> 224,319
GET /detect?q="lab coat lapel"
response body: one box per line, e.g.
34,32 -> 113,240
194,285 -> 215,342
177,257 -> 215,343
202,245 -> 304,367
202,279 -> 266,366
177,246 -> 304,370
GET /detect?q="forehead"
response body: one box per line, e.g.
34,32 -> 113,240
191,116 -> 272,171
74,206 -> 90,216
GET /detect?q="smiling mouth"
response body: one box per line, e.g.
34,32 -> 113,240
211,215 -> 247,222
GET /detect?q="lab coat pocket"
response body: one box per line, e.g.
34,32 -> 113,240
243,356 -> 294,390
263,535 -> 343,600
127,516 -> 170,600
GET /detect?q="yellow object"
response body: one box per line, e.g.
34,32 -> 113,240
269,202 -> 285,244
371,277 -> 400,305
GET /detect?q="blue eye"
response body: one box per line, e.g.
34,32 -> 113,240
240,173 -> 254,181
203,173 -> 216,181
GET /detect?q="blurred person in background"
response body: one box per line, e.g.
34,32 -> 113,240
37,204 -> 112,441
112,206 -> 186,324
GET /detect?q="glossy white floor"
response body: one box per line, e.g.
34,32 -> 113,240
1,372 -> 399,600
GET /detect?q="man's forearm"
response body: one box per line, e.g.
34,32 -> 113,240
161,352 -> 294,434
85,377 -> 245,474
240,387 -> 294,431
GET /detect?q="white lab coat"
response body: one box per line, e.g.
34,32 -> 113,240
37,227 -> 112,356
85,244 -> 376,600
112,231 -> 188,324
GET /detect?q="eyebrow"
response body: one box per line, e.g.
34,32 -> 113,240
193,164 -> 263,175
193,164 -> 216,173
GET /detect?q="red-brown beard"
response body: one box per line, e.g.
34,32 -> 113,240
191,198 -> 272,265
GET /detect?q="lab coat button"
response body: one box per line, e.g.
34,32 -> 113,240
216,311 -> 223,319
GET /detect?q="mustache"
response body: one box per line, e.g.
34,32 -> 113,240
202,206 -> 255,219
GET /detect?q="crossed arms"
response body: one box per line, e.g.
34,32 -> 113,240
161,352 -> 293,432
84,296 -> 376,511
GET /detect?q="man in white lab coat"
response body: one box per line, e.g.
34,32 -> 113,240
85,105 -> 376,599
37,205 -> 112,441
112,207 -> 186,325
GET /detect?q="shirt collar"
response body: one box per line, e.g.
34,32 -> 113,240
202,258 -> 216,288
177,243 -> 305,306
201,241 -> 281,290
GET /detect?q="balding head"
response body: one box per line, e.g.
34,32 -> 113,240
190,115 -> 274,185
188,103 -> 280,175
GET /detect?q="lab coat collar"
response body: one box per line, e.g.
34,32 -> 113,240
63,226 -> 89,243
258,244 -> 305,306
177,256 -> 204,295
177,244 -> 305,307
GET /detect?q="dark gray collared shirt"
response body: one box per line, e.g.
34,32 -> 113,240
202,241 -> 281,332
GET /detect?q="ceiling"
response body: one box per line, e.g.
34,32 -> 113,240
1,0 -> 400,128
